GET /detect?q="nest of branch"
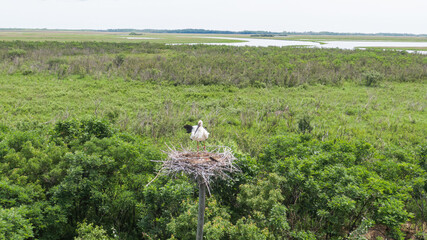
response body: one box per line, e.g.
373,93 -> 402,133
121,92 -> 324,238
152,146 -> 239,194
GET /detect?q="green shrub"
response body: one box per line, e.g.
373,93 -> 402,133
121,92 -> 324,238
6,131 -> 41,152
0,207 -> 34,240
414,231 -> 427,240
21,65 -> 34,75
57,64 -> 69,79
80,118 -> 114,141
113,54 -> 125,67
362,70 -> 384,87
290,230 -> 316,240
230,217 -> 269,240
0,141 -> 9,160
53,118 -> 113,144
53,119 -> 80,144
47,58 -> 68,70
252,80 -> 266,88
259,133 -> 415,238
74,222 -> 113,240
76,65 -> 86,79
1,41 -> 426,86
7,48 -> 26,59
298,115 -> 313,133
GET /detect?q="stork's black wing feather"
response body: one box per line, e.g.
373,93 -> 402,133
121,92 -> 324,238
184,125 -> 193,133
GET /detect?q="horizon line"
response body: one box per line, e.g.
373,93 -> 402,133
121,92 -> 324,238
0,27 -> 426,36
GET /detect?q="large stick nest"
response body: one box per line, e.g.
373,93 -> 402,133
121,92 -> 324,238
152,145 -> 239,194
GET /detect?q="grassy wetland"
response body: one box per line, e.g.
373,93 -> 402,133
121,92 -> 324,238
0,31 -> 246,44
0,38 -> 427,239
275,35 -> 427,42
3,30 -> 427,45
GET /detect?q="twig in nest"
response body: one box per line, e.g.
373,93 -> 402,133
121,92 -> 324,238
150,145 -> 239,194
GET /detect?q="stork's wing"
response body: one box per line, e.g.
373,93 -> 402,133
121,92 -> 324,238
184,125 -> 193,133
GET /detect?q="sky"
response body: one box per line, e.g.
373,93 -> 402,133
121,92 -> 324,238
1,0 -> 426,34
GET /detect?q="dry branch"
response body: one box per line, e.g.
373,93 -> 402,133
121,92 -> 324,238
151,145 -> 239,194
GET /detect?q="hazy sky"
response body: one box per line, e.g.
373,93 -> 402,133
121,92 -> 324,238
1,0 -> 426,34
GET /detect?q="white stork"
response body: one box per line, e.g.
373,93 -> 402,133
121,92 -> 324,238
184,120 -> 210,151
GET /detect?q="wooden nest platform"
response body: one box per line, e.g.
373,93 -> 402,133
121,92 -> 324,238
151,146 -> 239,194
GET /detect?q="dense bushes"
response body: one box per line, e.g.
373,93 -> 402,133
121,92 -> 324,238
7,48 -> 27,59
1,41 -> 426,87
259,134 -> 426,238
1,119 -> 426,239
0,119 -> 161,239
52,118 -> 113,144
362,70 -> 384,87
0,207 -> 34,240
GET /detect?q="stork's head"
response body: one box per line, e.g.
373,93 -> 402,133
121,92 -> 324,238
198,120 -> 203,126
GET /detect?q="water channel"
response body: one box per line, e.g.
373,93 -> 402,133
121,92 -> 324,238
203,37 -> 427,54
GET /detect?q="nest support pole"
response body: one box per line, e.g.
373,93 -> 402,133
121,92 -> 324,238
196,176 -> 206,240
152,146 -> 239,240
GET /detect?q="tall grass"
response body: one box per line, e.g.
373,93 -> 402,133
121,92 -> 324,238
1,41 -> 426,87
0,72 -> 425,157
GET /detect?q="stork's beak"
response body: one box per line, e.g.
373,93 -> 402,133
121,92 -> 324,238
194,126 -> 200,134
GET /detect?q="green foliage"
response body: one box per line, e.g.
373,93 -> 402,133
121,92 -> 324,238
374,198 -> 410,227
238,173 -> 285,213
113,54 -> 125,67
166,197 -> 271,240
362,70 -> 384,87
414,231 -> 427,240
0,141 -> 8,160
298,115 -> 313,133
0,41 -> 425,239
47,58 -> 68,70
7,48 -> 26,59
1,41 -> 426,85
231,217 -> 269,240
0,207 -> 34,240
21,65 -> 34,76
260,133 -> 419,238
0,179 -> 39,208
237,173 -> 290,237
53,118 -> 113,144
5,130 -> 41,152
290,230 -> 317,240
348,218 -> 374,240
140,180 -> 194,239
0,117 -> 425,239
1,71 -> 425,157
74,222 -> 113,240
0,121 -> 164,239
57,64 -> 70,79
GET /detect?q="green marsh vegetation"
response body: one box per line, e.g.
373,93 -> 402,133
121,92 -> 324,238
1,40 -> 426,86
0,40 -> 426,239
365,47 -> 427,51
0,31 -> 245,44
280,35 -> 427,42
3,30 -> 427,43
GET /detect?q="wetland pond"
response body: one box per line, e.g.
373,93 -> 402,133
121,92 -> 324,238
203,37 -> 427,54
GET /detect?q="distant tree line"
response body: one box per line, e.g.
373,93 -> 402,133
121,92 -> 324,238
1,28 -> 426,37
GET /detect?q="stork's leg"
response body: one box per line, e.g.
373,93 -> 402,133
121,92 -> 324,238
197,141 -> 199,152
